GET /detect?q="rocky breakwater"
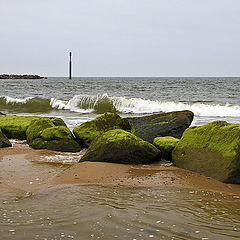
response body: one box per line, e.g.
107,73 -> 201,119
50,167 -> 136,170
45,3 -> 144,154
172,121 -> 240,184
126,110 -> 194,143
0,74 -> 46,79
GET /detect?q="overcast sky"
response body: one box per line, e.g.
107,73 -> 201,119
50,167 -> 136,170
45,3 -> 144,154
1,0 -> 240,77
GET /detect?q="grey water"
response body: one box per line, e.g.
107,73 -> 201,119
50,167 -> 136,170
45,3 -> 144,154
0,77 -> 240,128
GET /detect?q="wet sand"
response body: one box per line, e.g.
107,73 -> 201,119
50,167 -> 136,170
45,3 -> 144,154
1,143 -> 240,199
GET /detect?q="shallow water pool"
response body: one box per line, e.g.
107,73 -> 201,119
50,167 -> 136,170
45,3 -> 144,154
0,185 -> 239,240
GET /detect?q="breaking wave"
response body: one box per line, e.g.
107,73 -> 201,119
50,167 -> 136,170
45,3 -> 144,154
1,94 -> 240,117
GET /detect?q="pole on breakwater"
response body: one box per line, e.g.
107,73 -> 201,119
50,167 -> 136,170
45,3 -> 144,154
69,52 -> 72,80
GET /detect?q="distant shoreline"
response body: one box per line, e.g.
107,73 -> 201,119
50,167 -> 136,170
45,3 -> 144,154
0,74 -> 47,79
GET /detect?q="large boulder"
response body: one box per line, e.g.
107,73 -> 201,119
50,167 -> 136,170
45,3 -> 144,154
73,112 -> 134,147
0,129 -> 12,148
0,115 -> 66,140
126,110 -> 194,143
80,129 -> 161,164
153,136 -> 179,161
27,118 -> 81,152
172,121 -> 240,184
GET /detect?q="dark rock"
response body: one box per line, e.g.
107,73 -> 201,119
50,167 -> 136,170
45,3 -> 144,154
126,110 -> 194,143
0,112 -> 5,115
153,136 -> 179,161
80,129 -> 161,164
73,112 -> 134,147
27,118 -> 81,152
0,129 -> 12,148
50,118 -> 67,127
172,121 -> 240,184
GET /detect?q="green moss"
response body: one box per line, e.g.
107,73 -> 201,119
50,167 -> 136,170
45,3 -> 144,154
0,115 -> 67,140
0,115 -> 41,139
153,136 -> 179,161
40,126 -> 72,140
26,118 -> 54,143
176,121 -> 240,159
73,112 -> 134,147
28,123 -> 81,152
172,121 -> 240,183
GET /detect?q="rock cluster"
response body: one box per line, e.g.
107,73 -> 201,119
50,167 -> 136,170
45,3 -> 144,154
0,74 -> 46,79
73,112 -> 134,147
0,115 -> 80,152
26,118 -> 81,152
2,111 -> 239,184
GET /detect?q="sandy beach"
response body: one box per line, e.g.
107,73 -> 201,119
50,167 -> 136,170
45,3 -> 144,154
1,142 -> 240,199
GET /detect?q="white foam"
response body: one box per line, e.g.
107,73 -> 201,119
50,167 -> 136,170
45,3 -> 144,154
50,96 -> 94,113
5,96 -> 33,104
7,93 -> 239,118
111,96 -> 240,117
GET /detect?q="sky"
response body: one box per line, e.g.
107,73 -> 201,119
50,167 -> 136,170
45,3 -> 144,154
1,0 -> 240,77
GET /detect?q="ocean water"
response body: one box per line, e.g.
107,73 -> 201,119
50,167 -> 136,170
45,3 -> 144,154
1,77 -> 240,240
1,77 -> 240,128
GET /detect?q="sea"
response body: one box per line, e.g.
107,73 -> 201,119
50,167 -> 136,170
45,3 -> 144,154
0,77 -> 240,240
1,77 -> 240,128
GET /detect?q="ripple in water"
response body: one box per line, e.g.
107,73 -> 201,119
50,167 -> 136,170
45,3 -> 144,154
0,186 -> 239,240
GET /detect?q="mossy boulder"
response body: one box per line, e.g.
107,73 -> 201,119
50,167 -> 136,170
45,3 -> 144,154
26,118 -> 55,143
172,121 -> 240,184
0,115 -> 66,140
126,110 -> 194,143
0,115 -> 40,139
80,129 -> 161,164
27,119 -> 81,152
73,112 -> 134,147
0,129 -> 12,148
153,136 -> 179,161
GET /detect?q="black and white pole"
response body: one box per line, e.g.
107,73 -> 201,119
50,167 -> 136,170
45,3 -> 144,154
69,52 -> 72,80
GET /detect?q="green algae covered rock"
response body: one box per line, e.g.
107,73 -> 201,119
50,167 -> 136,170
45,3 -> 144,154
27,119 -> 81,152
73,112 -> 134,147
0,129 -> 12,148
0,115 -> 66,140
153,136 -> 179,161
126,110 -> 194,143
80,129 -> 160,164
26,118 -> 55,143
0,115 -> 40,139
172,121 -> 240,184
